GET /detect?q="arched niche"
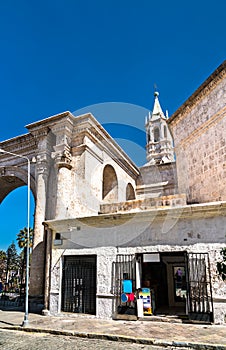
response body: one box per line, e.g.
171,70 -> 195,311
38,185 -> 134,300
102,164 -> 118,202
126,183 -> 135,200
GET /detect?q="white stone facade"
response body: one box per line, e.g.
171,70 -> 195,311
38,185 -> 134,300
0,61 -> 225,324
47,202 -> 226,324
0,112 -> 139,296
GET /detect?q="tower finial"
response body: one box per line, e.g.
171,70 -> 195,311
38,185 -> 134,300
154,83 -> 159,97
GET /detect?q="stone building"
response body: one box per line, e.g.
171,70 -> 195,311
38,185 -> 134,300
169,62 -> 226,204
0,60 -> 225,324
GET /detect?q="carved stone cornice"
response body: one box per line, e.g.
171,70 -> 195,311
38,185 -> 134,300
0,133 -> 37,155
50,118 -> 74,148
51,121 -> 74,135
29,127 -> 50,140
53,147 -> 72,170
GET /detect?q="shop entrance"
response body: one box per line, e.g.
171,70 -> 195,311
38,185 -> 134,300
141,252 -> 187,315
112,252 -> 213,322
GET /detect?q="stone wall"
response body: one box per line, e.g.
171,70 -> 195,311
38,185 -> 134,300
48,202 -> 226,323
49,246 -> 117,317
169,62 -> 226,204
50,242 -> 226,323
137,162 -> 178,198
99,194 -> 186,214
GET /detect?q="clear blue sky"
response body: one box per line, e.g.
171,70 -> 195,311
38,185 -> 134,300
0,0 -> 225,251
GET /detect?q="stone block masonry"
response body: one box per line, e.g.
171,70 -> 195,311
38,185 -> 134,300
169,62 -> 226,204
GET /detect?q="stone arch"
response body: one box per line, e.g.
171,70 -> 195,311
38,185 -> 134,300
102,164 -> 118,202
0,166 -> 36,204
126,183 -> 135,201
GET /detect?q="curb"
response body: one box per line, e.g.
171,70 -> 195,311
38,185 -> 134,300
1,325 -> 226,350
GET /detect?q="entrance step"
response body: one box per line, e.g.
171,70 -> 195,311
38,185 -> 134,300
113,313 -> 137,321
138,315 -> 187,323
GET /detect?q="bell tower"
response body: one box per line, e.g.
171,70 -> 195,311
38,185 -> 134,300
145,91 -> 174,164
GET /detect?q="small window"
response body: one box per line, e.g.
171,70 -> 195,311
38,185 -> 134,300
55,232 -> 61,240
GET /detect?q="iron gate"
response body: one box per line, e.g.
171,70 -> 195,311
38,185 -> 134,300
112,254 -> 136,314
62,256 -> 96,315
186,253 -> 213,322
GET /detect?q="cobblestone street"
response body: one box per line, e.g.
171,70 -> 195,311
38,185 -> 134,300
0,311 -> 226,350
0,329 -> 182,350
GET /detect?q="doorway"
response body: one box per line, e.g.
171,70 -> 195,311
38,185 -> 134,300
141,252 -> 187,315
61,255 -> 97,315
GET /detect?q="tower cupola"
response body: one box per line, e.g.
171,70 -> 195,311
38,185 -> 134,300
145,91 -> 174,165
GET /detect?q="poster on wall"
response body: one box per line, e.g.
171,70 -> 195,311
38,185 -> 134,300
174,266 -> 187,302
122,279 -> 132,294
139,288 -> 152,315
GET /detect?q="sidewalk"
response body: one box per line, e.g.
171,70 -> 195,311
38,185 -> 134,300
0,310 -> 225,349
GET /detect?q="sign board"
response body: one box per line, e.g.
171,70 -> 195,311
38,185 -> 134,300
139,288 -> 152,315
143,253 -> 160,262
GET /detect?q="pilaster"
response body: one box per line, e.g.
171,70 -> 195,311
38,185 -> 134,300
51,121 -> 74,219
53,146 -> 73,219
29,129 -> 52,296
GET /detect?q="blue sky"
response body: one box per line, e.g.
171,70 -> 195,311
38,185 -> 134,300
0,0 -> 225,251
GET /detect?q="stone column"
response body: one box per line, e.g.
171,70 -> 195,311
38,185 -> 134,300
53,146 -> 72,219
29,153 -> 50,296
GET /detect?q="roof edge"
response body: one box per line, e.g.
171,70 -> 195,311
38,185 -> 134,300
168,60 -> 226,124
25,111 -> 75,130
44,200 -> 226,230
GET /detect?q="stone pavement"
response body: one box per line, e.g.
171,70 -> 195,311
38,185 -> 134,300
0,310 -> 225,349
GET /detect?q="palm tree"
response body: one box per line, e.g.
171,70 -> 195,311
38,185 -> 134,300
6,242 -> 20,292
17,227 -> 33,295
17,227 -> 33,250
